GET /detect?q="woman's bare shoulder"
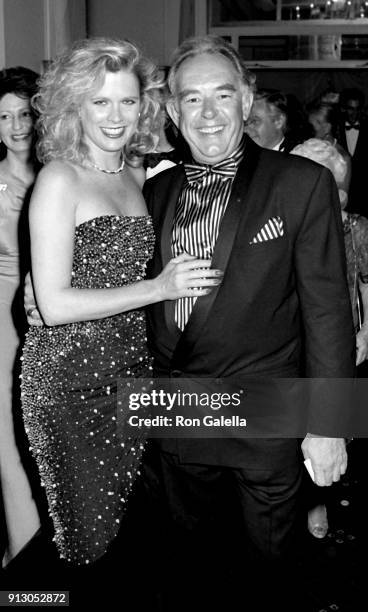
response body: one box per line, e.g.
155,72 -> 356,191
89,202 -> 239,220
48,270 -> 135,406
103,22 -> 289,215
36,159 -> 81,188
30,160 -> 82,219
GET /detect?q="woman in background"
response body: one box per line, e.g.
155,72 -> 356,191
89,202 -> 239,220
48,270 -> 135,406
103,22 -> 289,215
0,66 -> 40,566
307,101 -> 351,196
291,138 -> 368,538
291,138 -> 368,363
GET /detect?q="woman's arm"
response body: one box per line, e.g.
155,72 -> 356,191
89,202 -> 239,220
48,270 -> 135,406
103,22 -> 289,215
354,215 -> 368,364
338,146 -> 352,197
356,281 -> 368,365
30,162 -> 221,326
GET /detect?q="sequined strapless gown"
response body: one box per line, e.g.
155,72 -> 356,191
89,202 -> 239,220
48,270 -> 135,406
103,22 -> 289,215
21,215 -> 155,565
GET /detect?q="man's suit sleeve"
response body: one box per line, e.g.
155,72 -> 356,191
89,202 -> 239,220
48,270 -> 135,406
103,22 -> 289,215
294,166 -> 355,435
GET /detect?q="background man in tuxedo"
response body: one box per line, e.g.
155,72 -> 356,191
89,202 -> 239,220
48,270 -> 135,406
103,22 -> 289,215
338,88 -> 368,215
143,36 -> 355,609
244,88 -> 307,152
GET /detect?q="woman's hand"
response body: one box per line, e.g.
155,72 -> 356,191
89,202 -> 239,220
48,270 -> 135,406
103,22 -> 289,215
356,323 -> 368,365
153,253 -> 223,301
24,272 -> 43,327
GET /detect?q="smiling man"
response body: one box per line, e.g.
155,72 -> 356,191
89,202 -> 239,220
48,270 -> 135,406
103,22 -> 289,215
168,51 -> 252,164
142,35 -> 355,609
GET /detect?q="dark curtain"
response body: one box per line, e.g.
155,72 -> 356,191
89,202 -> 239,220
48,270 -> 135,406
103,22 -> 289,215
217,0 -> 276,21
253,68 -> 368,106
179,0 -> 195,43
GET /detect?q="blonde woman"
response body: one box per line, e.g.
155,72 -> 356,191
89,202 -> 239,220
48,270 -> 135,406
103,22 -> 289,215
21,38 -> 221,565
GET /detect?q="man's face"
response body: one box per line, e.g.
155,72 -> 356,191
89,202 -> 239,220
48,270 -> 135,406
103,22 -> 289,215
343,98 -> 362,125
167,53 -> 253,165
244,99 -> 284,149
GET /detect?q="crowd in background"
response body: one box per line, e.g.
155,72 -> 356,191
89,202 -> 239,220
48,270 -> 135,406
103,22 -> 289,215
0,43 -> 367,611
133,82 -> 368,218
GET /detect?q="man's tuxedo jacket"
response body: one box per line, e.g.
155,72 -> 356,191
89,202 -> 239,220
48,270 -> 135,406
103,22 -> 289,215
143,137 -> 355,467
338,119 -> 368,215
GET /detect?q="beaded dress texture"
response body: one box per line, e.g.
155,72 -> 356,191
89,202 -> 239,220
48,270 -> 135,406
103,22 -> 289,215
21,215 -> 155,565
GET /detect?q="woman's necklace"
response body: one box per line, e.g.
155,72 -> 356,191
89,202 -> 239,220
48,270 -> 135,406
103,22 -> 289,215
88,156 -> 125,174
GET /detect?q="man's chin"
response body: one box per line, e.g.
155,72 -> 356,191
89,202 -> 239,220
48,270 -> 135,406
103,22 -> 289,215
191,146 -> 228,165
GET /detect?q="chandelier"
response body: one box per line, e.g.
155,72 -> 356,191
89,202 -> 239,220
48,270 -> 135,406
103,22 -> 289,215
282,0 -> 367,19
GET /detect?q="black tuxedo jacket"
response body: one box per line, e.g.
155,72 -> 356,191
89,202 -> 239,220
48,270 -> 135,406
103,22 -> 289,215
338,118 -> 368,159
143,137 -> 355,466
338,119 -> 368,214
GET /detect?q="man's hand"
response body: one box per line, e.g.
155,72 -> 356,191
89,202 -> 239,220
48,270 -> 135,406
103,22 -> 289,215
24,272 -> 43,327
301,435 -> 347,487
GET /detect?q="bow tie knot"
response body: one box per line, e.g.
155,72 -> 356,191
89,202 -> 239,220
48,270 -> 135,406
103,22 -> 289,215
146,149 -> 179,168
345,123 -> 360,131
184,158 -> 238,183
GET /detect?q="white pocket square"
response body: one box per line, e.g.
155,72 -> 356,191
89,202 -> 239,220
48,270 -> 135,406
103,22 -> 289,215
250,216 -> 284,244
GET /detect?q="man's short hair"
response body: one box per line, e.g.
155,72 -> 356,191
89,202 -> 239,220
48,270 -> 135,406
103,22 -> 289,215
254,89 -> 288,119
254,89 -> 309,142
340,87 -> 364,108
167,35 -> 256,96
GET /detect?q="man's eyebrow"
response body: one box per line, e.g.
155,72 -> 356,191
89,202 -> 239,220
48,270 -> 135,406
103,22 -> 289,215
178,83 -> 237,100
178,88 -> 199,100
216,83 -> 237,92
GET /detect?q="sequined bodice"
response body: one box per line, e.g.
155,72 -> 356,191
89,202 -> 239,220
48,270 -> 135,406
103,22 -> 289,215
72,215 -> 154,289
21,213 -> 155,564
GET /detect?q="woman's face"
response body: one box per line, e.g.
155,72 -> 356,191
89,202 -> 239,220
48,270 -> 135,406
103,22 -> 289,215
80,69 -> 141,158
308,111 -> 330,139
0,93 -> 34,155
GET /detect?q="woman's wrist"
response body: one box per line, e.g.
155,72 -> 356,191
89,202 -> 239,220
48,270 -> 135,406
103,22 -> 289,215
145,277 -> 163,304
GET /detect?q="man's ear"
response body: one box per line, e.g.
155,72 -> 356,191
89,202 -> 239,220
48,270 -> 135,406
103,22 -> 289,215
166,98 -> 180,128
242,88 -> 254,122
274,113 -> 286,132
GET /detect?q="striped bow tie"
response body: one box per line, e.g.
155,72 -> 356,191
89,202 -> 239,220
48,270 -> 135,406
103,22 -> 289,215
184,158 -> 238,183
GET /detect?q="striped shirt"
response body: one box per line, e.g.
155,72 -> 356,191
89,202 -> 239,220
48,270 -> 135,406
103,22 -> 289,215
172,138 -> 246,330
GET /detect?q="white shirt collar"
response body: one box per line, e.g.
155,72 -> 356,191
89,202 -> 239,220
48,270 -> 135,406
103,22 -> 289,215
272,139 -> 285,151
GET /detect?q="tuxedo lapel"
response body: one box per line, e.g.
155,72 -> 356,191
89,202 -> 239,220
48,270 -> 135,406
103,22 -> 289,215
340,127 -> 348,152
172,137 -> 261,364
160,166 -> 186,339
354,125 -> 365,158
160,165 -> 186,267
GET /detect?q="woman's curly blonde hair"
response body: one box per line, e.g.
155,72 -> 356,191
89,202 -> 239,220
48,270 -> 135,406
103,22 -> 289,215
291,138 -> 348,206
290,138 -> 347,186
33,37 -> 164,164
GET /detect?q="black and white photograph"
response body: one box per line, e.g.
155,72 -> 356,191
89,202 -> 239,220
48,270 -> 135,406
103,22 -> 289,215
0,1 -> 367,610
